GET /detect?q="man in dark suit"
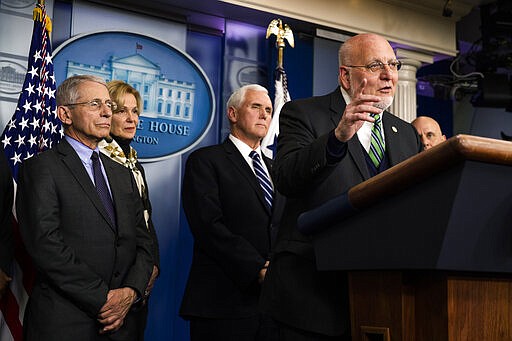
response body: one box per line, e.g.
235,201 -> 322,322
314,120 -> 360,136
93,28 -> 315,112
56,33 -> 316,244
16,75 -> 154,340
260,33 -> 422,340
0,147 -> 13,300
180,84 -> 282,341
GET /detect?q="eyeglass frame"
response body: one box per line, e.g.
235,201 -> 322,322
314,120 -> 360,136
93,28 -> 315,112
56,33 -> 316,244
62,99 -> 118,111
343,60 -> 402,73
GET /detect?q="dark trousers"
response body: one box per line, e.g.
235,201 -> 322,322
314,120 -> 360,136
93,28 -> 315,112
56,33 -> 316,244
190,314 -> 279,341
276,320 -> 351,341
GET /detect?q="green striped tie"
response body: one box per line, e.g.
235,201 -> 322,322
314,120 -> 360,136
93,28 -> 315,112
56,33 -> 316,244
369,113 -> 385,168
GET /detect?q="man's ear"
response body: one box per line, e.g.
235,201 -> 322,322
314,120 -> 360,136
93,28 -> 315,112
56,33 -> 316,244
227,106 -> 237,124
339,66 -> 351,91
57,106 -> 72,125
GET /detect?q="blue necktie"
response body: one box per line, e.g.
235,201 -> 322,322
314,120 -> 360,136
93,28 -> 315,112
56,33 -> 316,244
249,151 -> 273,209
369,113 -> 385,168
91,151 -> 116,226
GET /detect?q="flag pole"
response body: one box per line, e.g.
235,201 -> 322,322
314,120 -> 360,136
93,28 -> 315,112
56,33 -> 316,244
262,19 -> 294,159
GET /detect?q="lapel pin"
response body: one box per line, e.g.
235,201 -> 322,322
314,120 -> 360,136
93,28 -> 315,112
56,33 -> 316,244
392,126 -> 398,133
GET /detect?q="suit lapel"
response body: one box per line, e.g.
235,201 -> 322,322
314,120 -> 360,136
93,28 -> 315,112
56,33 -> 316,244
263,155 -> 283,218
223,139 -> 271,214
57,139 -> 116,232
262,155 -> 273,177
347,138 -> 370,180
328,88 -> 370,180
382,112 -> 404,166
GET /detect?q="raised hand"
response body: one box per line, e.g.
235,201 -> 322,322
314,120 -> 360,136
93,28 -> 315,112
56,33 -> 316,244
334,79 -> 384,142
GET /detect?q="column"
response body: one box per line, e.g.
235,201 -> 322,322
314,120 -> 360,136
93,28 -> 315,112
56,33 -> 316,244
390,58 -> 422,123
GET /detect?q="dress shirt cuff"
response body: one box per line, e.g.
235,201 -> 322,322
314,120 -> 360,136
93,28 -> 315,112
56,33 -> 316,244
130,286 -> 145,310
326,130 -> 348,164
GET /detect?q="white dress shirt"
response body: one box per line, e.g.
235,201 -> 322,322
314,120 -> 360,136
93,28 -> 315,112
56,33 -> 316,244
228,134 -> 274,189
340,87 -> 386,153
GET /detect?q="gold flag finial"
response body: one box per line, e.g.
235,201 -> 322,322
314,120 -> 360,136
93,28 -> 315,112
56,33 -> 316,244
266,19 -> 294,68
33,0 -> 52,33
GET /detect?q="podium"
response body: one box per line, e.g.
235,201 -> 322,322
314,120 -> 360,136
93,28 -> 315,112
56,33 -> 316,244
306,135 -> 512,341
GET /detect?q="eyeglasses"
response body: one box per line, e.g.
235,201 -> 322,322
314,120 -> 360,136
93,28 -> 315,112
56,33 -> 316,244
63,99 -> 118,112
344,60 -> 402,73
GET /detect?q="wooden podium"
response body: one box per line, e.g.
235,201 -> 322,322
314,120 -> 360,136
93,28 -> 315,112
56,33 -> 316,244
306,135 -> 512,341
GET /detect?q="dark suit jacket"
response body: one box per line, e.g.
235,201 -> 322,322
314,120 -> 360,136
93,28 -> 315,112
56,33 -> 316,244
180,138 -> 283,319
100,139 -> 160,341
16,138 -> 153,341
260,88 -> 421,336
0,148 -> 13,276
135,162 -> 160,269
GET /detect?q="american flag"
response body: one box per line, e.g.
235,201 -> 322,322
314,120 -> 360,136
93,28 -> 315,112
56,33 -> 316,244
261,66 -> 291,159
0,2 -> 62,340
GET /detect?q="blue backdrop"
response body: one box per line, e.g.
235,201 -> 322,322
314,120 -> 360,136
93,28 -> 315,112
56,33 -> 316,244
38,4 -> 315,340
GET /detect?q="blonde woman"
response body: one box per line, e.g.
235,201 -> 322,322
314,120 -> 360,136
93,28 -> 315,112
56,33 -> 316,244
99,80 -> 159,340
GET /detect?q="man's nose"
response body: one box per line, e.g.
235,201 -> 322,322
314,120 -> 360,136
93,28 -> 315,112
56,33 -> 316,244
380,66 -> 393,79
101,106 -> 112,117
421,136 -> 430,148
259,109 -> 271,119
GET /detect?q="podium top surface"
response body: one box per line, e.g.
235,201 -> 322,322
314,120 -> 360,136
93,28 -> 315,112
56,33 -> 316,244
312,134 -> 512,273
349,134 -> 512,210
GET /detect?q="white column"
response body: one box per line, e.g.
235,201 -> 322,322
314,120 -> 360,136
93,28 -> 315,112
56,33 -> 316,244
391,49 -> 435,123
390,58 -> 422,123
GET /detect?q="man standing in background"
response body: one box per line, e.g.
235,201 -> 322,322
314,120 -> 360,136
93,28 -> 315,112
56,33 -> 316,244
16,75 -> 153,340
180,84 -> 282,341
412,116 -> 447,150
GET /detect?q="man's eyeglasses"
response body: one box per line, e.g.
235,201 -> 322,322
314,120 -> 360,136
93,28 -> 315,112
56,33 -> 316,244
63,99 -> 118,112
344,60 -> 402,73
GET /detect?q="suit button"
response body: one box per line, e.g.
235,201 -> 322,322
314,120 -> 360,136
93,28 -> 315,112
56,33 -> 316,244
114,271 -> 121,277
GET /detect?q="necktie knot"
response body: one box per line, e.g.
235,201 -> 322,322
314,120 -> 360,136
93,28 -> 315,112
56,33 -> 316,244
249,150 -> 260,161
249,150 -> 273,209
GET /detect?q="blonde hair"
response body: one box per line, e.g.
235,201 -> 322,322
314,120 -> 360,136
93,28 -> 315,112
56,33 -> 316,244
107,80 -> 142,113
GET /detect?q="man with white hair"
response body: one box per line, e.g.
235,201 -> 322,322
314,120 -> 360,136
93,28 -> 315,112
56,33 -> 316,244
181,84 -> 283,340
16,75 -> 153,340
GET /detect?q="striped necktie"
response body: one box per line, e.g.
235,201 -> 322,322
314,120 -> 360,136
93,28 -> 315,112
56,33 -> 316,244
369,113 -> 385,168
249,151 -> 273,209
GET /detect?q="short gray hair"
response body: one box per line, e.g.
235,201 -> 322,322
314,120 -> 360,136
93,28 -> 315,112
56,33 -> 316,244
56,75 -> 107,106
338,39 -> 355,68
227,84 -> 268,110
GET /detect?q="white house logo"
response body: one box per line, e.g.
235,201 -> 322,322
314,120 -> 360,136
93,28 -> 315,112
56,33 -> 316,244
0,60 -> 26,94
1,0 -> 36,9
53,31 -> 214,161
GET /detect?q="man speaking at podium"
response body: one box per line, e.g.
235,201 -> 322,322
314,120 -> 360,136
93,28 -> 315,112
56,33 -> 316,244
261,33 -> 422,340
